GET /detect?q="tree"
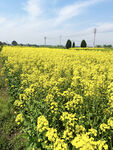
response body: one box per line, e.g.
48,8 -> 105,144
2,42 -> 7,45
103,44 -> 112,48
72,42 -> 75,48
0,41 -> 3,46
66,40 -> 72,49
107,45 -> 112,48
81,40 -> 87,47
12,40 -> 18,46
0,46 -> 3,52
96,45 -> 102,48
0,42 -> 3,52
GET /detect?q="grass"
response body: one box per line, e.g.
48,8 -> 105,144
0,55 -> 26,150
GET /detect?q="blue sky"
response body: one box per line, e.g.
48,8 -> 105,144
0,0 -> 113,46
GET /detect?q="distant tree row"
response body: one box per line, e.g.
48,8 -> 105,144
65,40 -> 113,49
0,40 -> 112,48
103,44 -> 112,48
0,40 -> 18,46
65,39 -> 87,49
96,44 -> 112,48
0,41 -> 39,47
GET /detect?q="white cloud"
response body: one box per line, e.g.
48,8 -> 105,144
0,17 -> 6,24
55,0 -> 104,25
78,22 -> 113,35
0,0 -> 112,46
68,22 -> 113,46
23,0 -> 42,18
96,23 -> 113,33
0,16 -> 113,46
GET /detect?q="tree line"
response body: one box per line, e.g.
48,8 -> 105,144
66,39 -> 87,49
0,40 -> 112,48
0,40 -> 87,48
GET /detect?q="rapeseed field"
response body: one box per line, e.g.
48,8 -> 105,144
1,46 -> 113,150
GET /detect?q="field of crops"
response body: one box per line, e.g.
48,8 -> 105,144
0,46 -> 113,150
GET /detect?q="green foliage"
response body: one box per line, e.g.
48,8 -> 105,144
0,92 -> 26,150
81,40 -> 87,47
72,42 -> 75,48
0,46 -> 3,52
0,41 -> 3,46
12,41 -> 18,46
66,39 -> 72,49
0,61 -> 5,89
0,58 -> 26,150
96,45 -> 102,48
103,44 -> 112,48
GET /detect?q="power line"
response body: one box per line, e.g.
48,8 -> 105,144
41,28 -> 113,46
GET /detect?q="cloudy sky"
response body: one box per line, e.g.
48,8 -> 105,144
0,0 -> 113,46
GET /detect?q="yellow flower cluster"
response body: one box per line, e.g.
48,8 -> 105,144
107,117 -> 113,129
87,128 -> 97,137
15,113 -> 24,125
100,117 -> 113,132
107,82 -> 113,112
37,115 -> 68,150
37,116 -> 49,132
70,47 -> 105,50
72,133 -> 95,150
75,125 -> 86,134
65,93 -> 83,111
100,123 -> 110,132
71,133 -> 108,150
46,128 -> 58,142
50,101 -> 58,114
14,99 -> 23,107
60,112 -> 77,127
63,127 -> 73,140
53,138 -> 68,150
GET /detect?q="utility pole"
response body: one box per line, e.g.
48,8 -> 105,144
44,36 -> 47,46
59,35 -> 62,46
93,28 -> 97,47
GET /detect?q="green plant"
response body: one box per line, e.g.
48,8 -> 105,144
66,39 -> 72,49
81,40 -> 87,47
72,42 -> 75,48
12,41 -> 18,46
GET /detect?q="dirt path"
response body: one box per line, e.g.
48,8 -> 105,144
0,53 -> 26,150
